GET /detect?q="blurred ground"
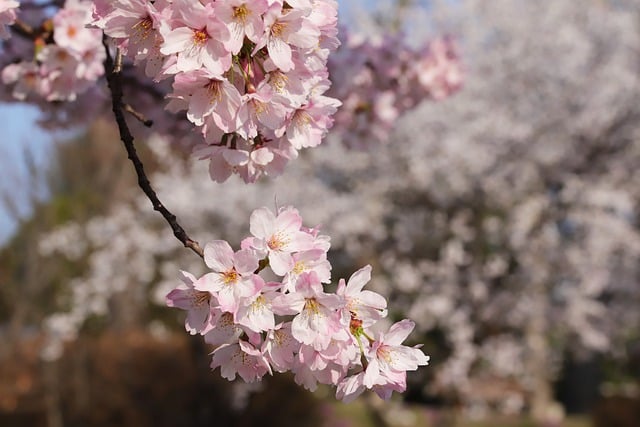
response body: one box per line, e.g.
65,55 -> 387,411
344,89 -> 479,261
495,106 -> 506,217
0,330 -> 636,427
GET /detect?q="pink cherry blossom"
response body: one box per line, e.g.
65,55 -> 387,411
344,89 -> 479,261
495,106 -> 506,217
195,240 -> 260,314
235,276 -> 278,332
257,4 -> 320,72
0,0 -> 19,40
165,270 -> 215,335
210,340 -> 272,382
247,206 -> 315,275
159,0 -> 231,74
262,322 -> 300,372
213,0 -> 268,55
2,61 -> 42,100
337,265 -> 387,327
363,320 -> 430,391
168,69 -> 242,131
272,271 -> 344,350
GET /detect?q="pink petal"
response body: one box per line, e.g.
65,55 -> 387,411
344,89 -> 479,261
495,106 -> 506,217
384,319 -> 415,346
204,240 -> 235,272
250,207 -> 276,239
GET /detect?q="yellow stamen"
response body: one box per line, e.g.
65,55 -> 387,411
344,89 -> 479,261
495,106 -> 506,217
271,21 -> 287,38
250,295 -> 266,313
268,71 -> 288,93
292,261 -> 305,275
206,80 -> 222,104
232,4 -> 249,23
267,232 -> 289,250
222,269 -> 239,284
304,298 -> 321,315
294,110 -> 312,127
132,16 -> 154,40
193,29 -> 209,46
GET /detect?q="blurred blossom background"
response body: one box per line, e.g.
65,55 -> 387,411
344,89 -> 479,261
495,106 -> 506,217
1,0 -> 640,426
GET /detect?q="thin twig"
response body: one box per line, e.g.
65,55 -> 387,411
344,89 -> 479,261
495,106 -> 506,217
10,19 -> 35,38
103,39 -> 204,259
123,103 -> 154,127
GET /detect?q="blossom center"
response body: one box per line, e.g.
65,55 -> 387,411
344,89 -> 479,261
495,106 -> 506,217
56,50 -> 70,62
222,269 -> 239,284
273,329 -> 287,346
377,346 -> 394,364
193,29 -> 209,46
271,21 -> 287,38
292,261 -> 305,275
267,232 -> 288,250
304,298 -> 321,315
232,4 -> 249,23
268,71 -> 288,93
293,110 -> 312,128
132,16 -> 154,40
206,80 -> 223,104
250,295 -> 266,313
219,312 -> 234,327
191,290 -> 210,307
252,100 -> 268,116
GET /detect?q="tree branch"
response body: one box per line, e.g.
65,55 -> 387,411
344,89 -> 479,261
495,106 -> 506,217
103,39 -> 204,259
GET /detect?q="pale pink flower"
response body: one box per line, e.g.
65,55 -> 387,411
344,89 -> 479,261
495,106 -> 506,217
159,0 -> 231,74
169,69 -> 242,131
363,320 -> 430,390
265,67 -> 309,108
336,371 -> 405,403
282,249 -> 331,293
272,271 -> 344,350
2,62 -> 42,100
192,144 -> 239,184
291,350 -> 346,391
262,322 -> 300,372
204,311 -> 243,346
94,0 -> 167,63
53,0 -> 103,54
282,94 -> 340,149
246,206 -> 315,275
255,4 -> 320,72
337,265 -> 387,327
210,340 -> 272,382
166,270 -> 216,335
213,0 -> 268,54
196,240 -> 260,313
0,0 -> 19,40
237,83 -> 289,140
235,276 -> 278,332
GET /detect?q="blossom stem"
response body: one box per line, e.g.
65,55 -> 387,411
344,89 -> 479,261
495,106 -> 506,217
103,39 -> 204,259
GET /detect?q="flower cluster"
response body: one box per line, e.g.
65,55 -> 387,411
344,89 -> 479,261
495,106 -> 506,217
94,0 -> 341,183
329,33 -> 462,148
1,0 -> 104,101
166,206 -> 429,402
0,0 -> 18,39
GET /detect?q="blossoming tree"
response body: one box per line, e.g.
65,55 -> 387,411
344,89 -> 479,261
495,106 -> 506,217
1,0 -> 461,405
21,0 -> 640,422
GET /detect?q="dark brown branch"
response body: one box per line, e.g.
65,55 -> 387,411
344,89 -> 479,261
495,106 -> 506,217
103,40 -> 204,259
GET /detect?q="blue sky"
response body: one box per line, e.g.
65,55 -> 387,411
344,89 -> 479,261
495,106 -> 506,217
0,103 -> 52,244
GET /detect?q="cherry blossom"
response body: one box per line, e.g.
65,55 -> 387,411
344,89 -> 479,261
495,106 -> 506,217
161,206 -> 429,401
0,0 -> 18,39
